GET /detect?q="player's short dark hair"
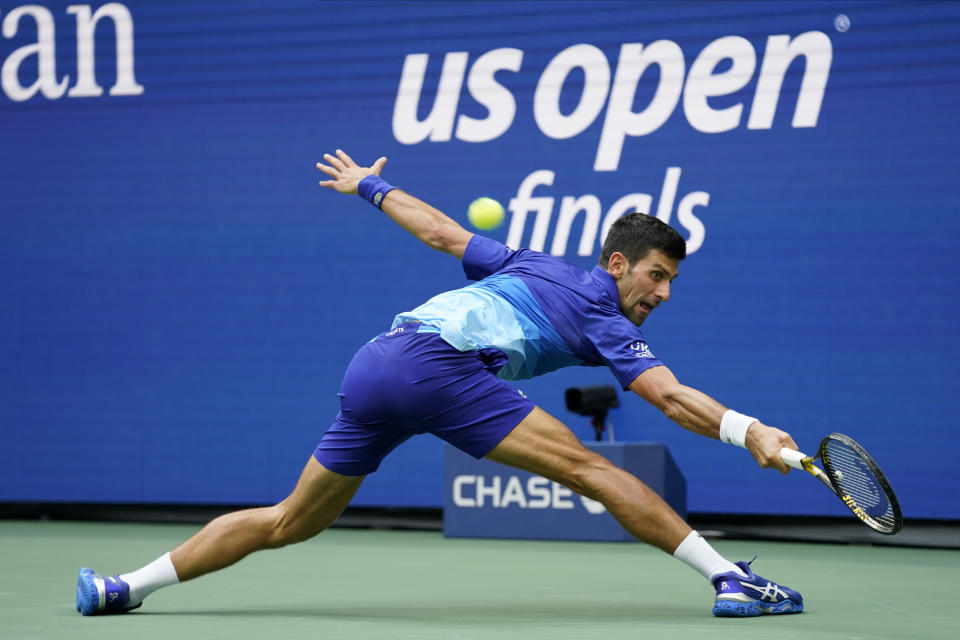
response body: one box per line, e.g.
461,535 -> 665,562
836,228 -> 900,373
598,213 -> 686,266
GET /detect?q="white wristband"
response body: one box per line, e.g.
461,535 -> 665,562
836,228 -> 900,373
719,410 -> 757,448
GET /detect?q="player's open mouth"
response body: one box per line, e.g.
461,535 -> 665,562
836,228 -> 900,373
638,302 -> 655,314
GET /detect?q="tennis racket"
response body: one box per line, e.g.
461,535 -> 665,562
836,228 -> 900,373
780,433 -> 902,535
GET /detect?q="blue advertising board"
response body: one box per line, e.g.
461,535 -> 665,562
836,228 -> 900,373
444,443 -> 686,542
1,1 -> 958,519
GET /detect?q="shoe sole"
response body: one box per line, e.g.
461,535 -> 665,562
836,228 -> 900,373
76,568 -> 102,616
713,598 -> 804,617
76,568 -> 142,616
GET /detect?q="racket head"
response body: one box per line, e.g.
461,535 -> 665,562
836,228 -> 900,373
818,433 -> 903,535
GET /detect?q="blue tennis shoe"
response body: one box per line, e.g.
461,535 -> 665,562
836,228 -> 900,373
712,559 -> 803,617
76,568 -> 140,616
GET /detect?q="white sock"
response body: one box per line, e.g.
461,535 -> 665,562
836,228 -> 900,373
119,552 -> 180,605
672,531 -> 746,582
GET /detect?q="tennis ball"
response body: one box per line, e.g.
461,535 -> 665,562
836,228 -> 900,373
468,197 -> 505,230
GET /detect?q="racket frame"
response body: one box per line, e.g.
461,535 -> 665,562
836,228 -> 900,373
819,432 -> 902,535
780,433 -> 902,535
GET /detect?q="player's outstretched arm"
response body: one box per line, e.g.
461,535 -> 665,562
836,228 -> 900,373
629,365 -> 798,474
316,149 -> 473,259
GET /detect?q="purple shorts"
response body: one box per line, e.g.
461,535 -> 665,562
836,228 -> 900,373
313,323 -> 535,476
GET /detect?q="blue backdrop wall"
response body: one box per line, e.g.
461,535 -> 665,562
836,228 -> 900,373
2,1 -> 958,519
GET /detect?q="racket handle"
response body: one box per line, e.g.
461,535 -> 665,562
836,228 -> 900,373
780,447 -> 809,470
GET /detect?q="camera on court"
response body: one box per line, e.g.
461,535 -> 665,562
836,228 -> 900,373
565,385 -> 619,441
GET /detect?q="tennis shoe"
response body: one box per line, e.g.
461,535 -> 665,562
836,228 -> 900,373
76,568 -> 141,616
711,559 -> 803,617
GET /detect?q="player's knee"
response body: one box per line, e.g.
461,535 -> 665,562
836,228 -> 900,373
562,451 -> 617,500
265,504 -> 323,549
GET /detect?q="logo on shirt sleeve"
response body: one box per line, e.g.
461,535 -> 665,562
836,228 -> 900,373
630,340 -> 656,359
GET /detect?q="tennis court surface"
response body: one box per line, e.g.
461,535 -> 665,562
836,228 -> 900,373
3,520 -> 957,640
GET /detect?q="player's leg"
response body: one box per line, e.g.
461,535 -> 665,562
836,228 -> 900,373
485,406 -> 690,552
169,456 -> 363,581
76,457 -> 363,615
485,406 -> 803,616
76,328 -> 419,615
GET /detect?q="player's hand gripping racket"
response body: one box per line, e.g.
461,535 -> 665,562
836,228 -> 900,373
780,433 -> 902,535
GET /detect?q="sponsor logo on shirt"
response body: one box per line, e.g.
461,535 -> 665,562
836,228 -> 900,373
630,341 -> 655,359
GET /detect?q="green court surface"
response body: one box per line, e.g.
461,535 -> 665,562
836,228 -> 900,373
2,520 -> 958,640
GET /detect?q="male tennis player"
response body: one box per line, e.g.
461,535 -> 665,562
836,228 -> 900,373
76,149 -> 804,618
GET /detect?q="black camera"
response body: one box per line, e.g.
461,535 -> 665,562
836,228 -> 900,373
565,385 -> 619,441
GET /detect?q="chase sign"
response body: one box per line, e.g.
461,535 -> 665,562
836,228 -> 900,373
444,442 -> 686,541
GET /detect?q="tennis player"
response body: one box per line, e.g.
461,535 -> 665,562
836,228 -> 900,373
76,149 -> 804,618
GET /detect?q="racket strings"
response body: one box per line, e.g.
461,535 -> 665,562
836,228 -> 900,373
823,439 -> 897,530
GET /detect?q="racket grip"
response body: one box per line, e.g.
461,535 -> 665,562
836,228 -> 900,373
780,447 -> 808,470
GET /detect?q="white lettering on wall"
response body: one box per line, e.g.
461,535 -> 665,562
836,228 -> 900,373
595,40 -> 685,171
1,3 -> 143,102
507,167 -> 709,256
452,474 -> 594,512
67,3 -> 143,97
392,32 -> 833,170
534,44 -> 610,140
391,31 -> 832,257
456,47 -> 523,143
1,5 -> 68,100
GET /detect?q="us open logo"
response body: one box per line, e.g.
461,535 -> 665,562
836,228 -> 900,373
393,31 -> 833,257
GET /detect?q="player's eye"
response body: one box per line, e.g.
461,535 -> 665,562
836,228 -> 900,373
650,271 -> 663,281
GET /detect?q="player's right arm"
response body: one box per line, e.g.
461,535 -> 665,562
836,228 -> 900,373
628,364 -> 797,473
316,149 -> 473,259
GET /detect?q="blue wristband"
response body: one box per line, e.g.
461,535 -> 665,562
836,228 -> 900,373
357,175 -> 396,209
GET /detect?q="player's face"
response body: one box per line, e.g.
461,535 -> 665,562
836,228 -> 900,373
611,249 -> 679,326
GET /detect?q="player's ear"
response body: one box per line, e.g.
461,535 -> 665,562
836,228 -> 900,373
607,252 -> 627,278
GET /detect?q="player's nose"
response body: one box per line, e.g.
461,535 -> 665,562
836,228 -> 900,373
656,281 -> 671,301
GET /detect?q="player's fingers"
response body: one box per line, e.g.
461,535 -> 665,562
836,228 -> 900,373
371,156 -> 387,175
318,179 -> 336,188
323,152 -> 347,171
774,445 -> 795,473
779,434 -> 800,455
764,455 -> 782,472
335,148 -> 356,167
316,163 -> 339,178
762,454 -> 790,475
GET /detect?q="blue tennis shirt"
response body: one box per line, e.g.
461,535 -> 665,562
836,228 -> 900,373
392,234 -> 663,388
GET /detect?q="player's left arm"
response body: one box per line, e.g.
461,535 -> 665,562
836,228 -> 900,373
316,149 -> 473,259
628,365 -> 797,473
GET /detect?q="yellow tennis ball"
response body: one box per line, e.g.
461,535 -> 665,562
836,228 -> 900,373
468,197 -> 505,230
